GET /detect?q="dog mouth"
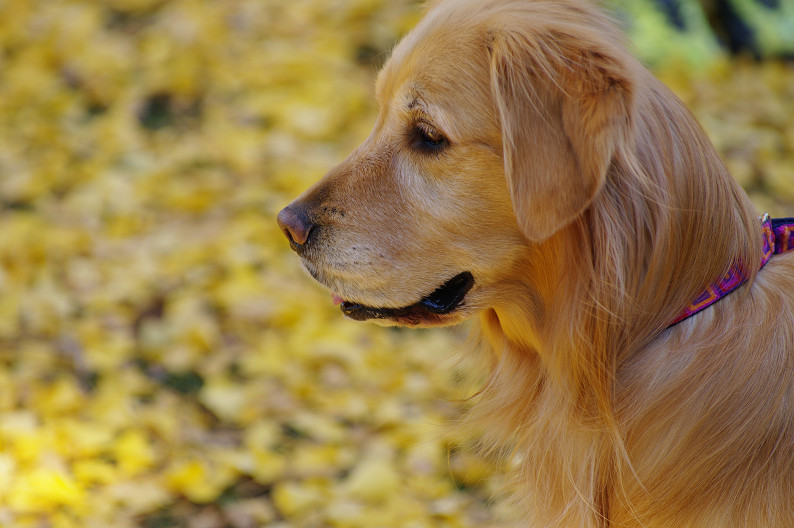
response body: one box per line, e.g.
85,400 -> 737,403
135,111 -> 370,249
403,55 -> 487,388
337,272 -> 474,324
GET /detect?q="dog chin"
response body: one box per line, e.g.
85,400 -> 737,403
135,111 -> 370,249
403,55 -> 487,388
340,300 -> 474,328
304,267 -> 474,326
334,272 -> 476,327
368,310 -> 471,328
300,259 -> 413,308
300,257 -> 476,326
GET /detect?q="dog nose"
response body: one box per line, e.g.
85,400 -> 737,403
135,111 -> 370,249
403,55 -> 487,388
277,204 -> 316,246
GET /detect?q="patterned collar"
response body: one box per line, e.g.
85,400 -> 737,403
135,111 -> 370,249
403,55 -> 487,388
671,214 -> 794,326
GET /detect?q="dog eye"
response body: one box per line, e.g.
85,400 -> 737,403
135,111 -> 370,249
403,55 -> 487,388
413,122 -> 447,152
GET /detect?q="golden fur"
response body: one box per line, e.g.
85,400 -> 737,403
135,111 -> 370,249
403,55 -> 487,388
278,0 -> 794,525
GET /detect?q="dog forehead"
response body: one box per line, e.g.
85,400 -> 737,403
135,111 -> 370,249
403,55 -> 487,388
379,2 -> 491,89
375,5 -> 496,139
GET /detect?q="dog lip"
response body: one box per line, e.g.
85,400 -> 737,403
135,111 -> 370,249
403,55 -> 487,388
339,272 -> 474,322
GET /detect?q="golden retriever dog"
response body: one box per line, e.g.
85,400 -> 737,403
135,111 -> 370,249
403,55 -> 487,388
277,0 -> 794,525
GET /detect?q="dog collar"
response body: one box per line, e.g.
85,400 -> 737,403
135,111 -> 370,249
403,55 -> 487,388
670,214 -> 794,326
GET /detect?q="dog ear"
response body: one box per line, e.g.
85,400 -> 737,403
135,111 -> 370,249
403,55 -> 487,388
490,30 -> 633,241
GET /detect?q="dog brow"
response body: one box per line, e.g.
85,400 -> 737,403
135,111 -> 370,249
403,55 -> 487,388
406,97 -> 439,130
406,95 -> 433,119
406,96 -> 430,122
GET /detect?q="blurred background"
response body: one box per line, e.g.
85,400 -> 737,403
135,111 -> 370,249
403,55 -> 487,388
0,0 -> 792,527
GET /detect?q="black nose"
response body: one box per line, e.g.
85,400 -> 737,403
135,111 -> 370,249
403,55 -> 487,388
277,204 -> 316,246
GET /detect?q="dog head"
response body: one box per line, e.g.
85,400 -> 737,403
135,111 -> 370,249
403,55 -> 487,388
277,0 -> 634,327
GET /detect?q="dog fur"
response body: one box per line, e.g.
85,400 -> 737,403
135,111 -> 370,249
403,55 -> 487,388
278,0 -> 794,525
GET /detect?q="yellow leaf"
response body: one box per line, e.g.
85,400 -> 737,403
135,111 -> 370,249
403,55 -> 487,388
250,449 -> 287,485
73,459 -> 117,486
55,420 -> 114,458
243,420 -> 279,450
113,429 -> 156,477
0,454 -> 17,497
199,379 -> 248,423
344,457 -> 401,503
7,468 -> 85,513
166,458 -> 235,504
272,480 -> 325,518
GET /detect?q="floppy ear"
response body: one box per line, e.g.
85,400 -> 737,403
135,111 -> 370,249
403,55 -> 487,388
490,30 -> 633,241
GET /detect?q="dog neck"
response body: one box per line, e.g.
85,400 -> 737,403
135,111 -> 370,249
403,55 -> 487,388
671,214 -> 794,325
468,74 -> 764,526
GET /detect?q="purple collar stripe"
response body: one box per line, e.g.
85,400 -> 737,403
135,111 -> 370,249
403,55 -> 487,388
671,215 -> 794,326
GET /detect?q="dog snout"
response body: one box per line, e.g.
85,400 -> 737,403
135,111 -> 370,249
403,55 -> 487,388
277,204 -> 316,248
